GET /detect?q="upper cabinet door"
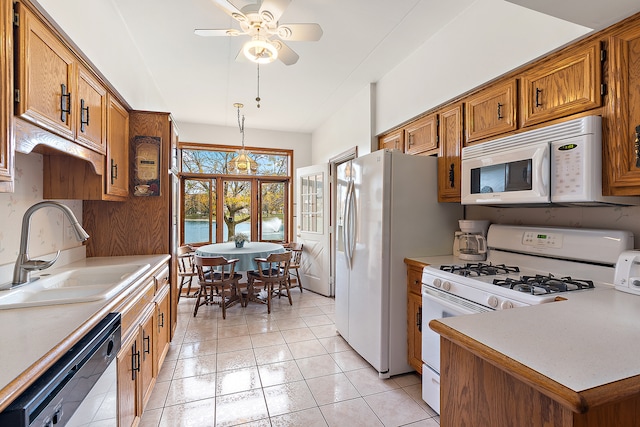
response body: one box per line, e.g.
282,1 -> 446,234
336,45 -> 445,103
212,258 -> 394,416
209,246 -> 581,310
378,129 -> 404,152
0,0 -> 13,192
15,2 -> 76,141
465,79 -> 518,143
438,103 -> 463,203
76,65 -> 107,154
520,41 -> 602,128
106,95 -> 129,198
405,114 -> 438,155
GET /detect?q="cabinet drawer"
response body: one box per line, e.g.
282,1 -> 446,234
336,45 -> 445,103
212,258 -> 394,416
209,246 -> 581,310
120,280 -> 155,337
407,267 -> 423,295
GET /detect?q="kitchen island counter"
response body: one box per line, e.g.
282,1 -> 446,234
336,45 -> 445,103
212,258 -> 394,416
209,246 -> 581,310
430,286 -> 640,425
0,254 -> 170,412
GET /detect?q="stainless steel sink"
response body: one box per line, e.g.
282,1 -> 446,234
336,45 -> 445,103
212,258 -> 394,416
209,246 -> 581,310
0,263 -> 150,309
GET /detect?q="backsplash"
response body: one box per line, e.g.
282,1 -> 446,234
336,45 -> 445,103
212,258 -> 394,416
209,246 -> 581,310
0,153 -> 84,268
467,205 -> 640,246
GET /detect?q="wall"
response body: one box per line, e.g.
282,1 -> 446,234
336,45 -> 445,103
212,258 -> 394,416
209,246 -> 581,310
0,153 -> 84,283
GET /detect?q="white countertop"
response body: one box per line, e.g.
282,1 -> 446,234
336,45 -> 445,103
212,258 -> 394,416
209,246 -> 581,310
0,254 -> 168,406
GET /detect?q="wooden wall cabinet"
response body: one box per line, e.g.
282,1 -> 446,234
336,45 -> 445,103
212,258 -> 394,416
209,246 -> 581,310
405,260 -> 426,374
378,128 -> 404,151
437,104 -> 463,202
405,114 -> 438,155
465,79 -> 518,143
14,2 -> 107,154
0,0 -> 14,193
603,24 -> 640,195
105,95 -> 129,197
520,41 -> 602,128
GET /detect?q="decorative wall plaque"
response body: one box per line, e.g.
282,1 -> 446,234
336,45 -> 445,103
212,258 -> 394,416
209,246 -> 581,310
133,136 -> 161,196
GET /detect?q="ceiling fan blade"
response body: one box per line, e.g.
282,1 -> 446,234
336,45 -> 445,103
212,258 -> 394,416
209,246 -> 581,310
194,28 -> 243,37
259,0 -> 291,23
211,0 -> 247,22
272,40 -> 299,65
276,23 -> 323,41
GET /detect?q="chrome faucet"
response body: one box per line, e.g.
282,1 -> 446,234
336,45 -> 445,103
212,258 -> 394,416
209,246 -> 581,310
11,201 -> 90,287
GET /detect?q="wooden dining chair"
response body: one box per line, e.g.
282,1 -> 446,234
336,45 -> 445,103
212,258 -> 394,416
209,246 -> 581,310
193,255 -> 243,319
177,245 -> 198,300
287,242 -> 304,292
246,251 -> 292,314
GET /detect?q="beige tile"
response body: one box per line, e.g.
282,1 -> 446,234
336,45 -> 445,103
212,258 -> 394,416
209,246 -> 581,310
319,398 -> 384,427
247,319 -> 280,334
330,350 -> 370,372
145,380 -> 170,410
297,307 -> 325,317
215,389 -> 268,426
179,339 -> 217,359
344,367 -> 400,396
164,372 -> 216,406
364,388 -> 430,426
156,358 -> 177,383
164,342 -> 182,361
276,317 -> 308,331
296,354 -> 342,379
216,366 -> 261,396
216,334 -> 252,353
216,348 -> 256,372
254,344 -> 294,365
306,372 -> 361,405
250,331 -> 286,348
318,336 -> 351,353
288,339 -> 328,359
282,327 -> 317,343
217,323 -> 250,338
403,383 -> 438,416
270,407 -> 329,427
303,314 -> 334,327
139,407 -> 162,427
183,324 -> 217,343
173,354 -> 217,379
394,372 -> 422,387
158,397 -> 215,427
310,324 -> 339,339
263,380 -> 317,416
258,360 -> 304,387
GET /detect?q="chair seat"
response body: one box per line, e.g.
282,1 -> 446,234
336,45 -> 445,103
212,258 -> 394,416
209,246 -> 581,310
247,268 -> 281,278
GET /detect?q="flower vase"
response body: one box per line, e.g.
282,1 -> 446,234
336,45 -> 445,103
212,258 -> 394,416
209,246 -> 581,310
235,241 -> 244,248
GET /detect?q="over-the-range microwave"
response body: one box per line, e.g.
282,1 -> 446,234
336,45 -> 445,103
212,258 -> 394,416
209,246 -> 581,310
461,115 -> 640,206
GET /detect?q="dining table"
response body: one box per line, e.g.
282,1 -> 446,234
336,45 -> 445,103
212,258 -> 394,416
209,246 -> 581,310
194,241 -> 286,272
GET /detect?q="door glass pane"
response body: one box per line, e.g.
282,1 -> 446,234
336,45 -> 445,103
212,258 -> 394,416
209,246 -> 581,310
300,172 -> 323,233
222,180 -> 252,241
260,182 -> 285,241
183,179 -> 214,244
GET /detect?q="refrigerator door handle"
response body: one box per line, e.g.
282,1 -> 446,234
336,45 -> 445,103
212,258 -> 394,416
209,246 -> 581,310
343,180 -> 353,269
346,180 -> 356,268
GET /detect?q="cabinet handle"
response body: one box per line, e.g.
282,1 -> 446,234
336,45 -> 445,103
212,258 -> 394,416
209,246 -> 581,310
80,99 -> 90,132
497,102 -> 503,120
635,125 -> 640,168
143,332 -> 151,355
110,159 -> 118,185
417,306 -> 422,332
159,312 -> 165,328
60,84 -> 71,123
131,342 -> 140,381
408,134 -> 414,147
448,163 -> 455,188
535,88 -> 543,107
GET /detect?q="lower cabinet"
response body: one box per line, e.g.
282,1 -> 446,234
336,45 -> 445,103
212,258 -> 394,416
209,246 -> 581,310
117,262 -> 171,427
406,260 -> 426,374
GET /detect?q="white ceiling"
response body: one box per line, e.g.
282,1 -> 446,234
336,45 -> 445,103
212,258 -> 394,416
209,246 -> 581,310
37,0 -> 640,134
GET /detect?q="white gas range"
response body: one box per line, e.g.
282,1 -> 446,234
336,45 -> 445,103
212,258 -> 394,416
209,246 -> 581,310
420,224 -> 634,414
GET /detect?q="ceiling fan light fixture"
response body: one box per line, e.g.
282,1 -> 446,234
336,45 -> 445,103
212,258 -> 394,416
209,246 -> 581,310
260,10 -> 275,23
243,37 -> 278,64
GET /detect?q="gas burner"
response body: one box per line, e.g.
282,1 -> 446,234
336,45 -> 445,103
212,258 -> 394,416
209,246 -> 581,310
492,274 -> 595,295
440,263 -> 520,277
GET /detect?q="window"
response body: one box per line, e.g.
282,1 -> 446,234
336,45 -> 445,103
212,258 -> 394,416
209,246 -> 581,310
180,144 -> 292,245
300,172 -> 324,233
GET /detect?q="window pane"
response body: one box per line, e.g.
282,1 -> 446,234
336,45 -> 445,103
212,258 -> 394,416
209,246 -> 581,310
182,149 -> 288,176
222,180 -> 252,241
184,179 -> 212,244
300,173 -> 323,233
260,182 -> 285,241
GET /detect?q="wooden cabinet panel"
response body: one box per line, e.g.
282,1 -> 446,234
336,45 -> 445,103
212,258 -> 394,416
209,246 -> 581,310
117,332 -> 139,427
407,292 -> 422,374
604,24 -> 640,195
378,129 -> 404,151
76,65 -> 107,153
405,114 -> 438,155
155,285 -> 171,375
139,308 -> 155,410
0,0 -> 13,192
437,104 -> 463,202
520,41 -> 602,127
465,79 -> 518,143
106,96 -> 129,198
15,2 -> 75,141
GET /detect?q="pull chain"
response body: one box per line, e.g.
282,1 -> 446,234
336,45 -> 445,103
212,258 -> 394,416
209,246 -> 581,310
256,63 -> 261,108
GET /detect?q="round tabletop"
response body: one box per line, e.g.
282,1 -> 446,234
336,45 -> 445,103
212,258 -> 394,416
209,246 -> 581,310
195,242 -> 285,271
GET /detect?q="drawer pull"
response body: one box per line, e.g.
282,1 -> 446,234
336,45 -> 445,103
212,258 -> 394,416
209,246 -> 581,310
143,332 -> 151,355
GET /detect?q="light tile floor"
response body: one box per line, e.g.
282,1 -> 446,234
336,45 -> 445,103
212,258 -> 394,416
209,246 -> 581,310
140,289 -> 440,427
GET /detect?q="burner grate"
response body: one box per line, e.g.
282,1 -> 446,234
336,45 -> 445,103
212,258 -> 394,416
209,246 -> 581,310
493,274 -> 594,295
440,263 -> 520,277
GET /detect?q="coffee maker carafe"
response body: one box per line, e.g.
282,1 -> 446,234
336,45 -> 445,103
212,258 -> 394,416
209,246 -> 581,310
453,220 -> 490,261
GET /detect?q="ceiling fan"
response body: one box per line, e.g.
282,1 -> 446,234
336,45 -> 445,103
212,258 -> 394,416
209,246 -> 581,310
195,0 -> 323,65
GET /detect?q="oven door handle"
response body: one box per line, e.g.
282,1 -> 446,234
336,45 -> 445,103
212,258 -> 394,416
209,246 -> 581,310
422,287 -> 489,316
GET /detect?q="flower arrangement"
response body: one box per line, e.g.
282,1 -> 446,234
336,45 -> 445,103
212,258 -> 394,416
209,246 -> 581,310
231,233 -> 249,248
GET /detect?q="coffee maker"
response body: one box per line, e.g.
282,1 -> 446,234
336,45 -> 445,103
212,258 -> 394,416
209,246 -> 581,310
453,220 -> 490,261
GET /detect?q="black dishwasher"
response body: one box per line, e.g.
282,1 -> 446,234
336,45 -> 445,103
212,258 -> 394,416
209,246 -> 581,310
0,313 -> 121,427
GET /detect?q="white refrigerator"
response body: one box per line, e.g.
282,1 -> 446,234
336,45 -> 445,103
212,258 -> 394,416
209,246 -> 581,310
335,149 -> 462,377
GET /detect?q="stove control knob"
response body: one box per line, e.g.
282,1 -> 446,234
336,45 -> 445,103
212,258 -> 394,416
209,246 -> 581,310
487,295 -> 499,308
433,278 -> 442,288
442,281 -> 451,291
501,300 -> 514,310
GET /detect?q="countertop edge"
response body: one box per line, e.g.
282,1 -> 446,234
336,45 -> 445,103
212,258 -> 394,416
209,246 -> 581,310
0,254 -> 170,412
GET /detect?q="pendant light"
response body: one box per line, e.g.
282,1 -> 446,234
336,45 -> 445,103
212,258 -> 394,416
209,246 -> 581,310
227,103 -> 258,174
